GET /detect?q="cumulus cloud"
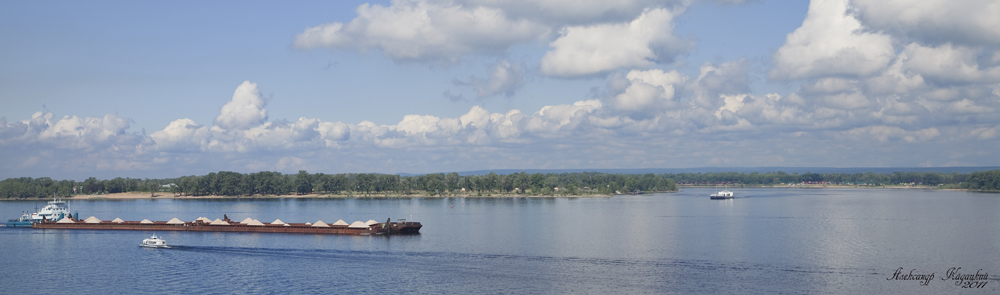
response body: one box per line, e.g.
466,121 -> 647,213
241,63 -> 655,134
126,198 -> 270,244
9,1 -> 1000,179
606,69 -> 686,115
766,0 -> 1000,138
770,0 -> 894,80
689,59 -> 751,109
902,43 -> 1000,85
150,118 -> 209,152
215,81 -> 268,130
0,111 -> 138,150
0,111 -> 148,177
294,0 -> 548,63
539,7 -> 691,77
841,126 -> 940,143
864,53 -> 925,95
453,60 -> 526,98
849,0 -> 1000,47
4,75 -> 998,178
469,0 -> 696,25
971,125 -> 998,140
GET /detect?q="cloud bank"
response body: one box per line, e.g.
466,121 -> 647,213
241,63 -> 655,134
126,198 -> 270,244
2,0 -> 999,179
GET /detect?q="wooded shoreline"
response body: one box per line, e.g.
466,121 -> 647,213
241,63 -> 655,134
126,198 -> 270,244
3,169 -> 999,199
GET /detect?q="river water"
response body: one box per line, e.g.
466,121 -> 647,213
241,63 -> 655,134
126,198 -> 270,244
1,188 -> 997,294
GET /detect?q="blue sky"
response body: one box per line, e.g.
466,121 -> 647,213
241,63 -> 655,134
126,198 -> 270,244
2,0 -> 999,180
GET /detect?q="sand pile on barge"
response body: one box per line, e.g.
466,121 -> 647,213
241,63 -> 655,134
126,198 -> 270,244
33,215 -> 422,235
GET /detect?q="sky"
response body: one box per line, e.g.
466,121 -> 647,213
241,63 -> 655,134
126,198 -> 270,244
2,0 -> 999,180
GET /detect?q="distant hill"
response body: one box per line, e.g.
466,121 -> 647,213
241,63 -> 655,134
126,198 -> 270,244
398,167 -> 1000,177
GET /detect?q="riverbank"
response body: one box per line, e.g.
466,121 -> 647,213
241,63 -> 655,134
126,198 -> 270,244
5,185 -> 979,201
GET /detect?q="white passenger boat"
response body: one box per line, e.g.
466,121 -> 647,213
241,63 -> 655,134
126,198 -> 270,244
139,234 -> 168,248
710,188 -> 734,199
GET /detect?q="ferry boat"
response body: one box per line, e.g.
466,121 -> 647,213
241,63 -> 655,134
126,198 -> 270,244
139,235 -> 168,248
6,199 -> 74,227
710,189 -> 734,199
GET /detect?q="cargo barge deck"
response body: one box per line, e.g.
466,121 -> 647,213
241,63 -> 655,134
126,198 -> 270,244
32,216 -> 421,235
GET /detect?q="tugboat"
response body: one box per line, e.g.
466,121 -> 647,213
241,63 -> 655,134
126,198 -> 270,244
139,235 -> 168,248
6,212 -> 35,227
6,199 -> 74,227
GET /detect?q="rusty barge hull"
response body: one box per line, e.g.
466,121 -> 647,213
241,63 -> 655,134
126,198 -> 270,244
33,221 -> 422,235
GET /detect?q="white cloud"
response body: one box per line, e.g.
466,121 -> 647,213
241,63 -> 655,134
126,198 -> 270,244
801,78 -> 856,94
540,7 -> 690,77
294,0 -> 548,63
902,43 -> 1000,85
396,114 -> 443,135
607,69 -> 686,113
971,125 -> 998,140
150,118 -> 209,152
0,111 -> 137,151
454,60 -> 526,98
460,105 -> 492,128
9,2 -> 1000,179
689,60 -> 751,109
820,91 -> 871,110
841,125 -> 939,142
525,100 -> 603,134
0,111 -> 148,177
738,93 -> 809,126
458,0 -> 685,25
215,81 -> 268,130
948,99 -> 993,114
865,53 -> 926,95
715,94 -> 747,120
40,114 -> 131,144
770,0 -> 894,80
317,121 -> 351,145
850,0 -> 1000,47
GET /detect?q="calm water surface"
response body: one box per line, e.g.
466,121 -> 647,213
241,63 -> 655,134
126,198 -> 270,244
2,188 -> 998,294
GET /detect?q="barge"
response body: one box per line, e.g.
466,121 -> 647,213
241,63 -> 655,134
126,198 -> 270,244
33,215 -> 421,235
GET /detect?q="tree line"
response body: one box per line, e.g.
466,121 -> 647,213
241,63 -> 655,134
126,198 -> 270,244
670,171 -> 974,186
3,169 -> 999,199
0,171 -> 677,199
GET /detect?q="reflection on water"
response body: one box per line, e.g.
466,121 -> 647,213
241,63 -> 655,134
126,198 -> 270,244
2,188 -> 998,293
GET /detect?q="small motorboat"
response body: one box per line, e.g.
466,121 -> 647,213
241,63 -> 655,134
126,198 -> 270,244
139,234 -> 168,248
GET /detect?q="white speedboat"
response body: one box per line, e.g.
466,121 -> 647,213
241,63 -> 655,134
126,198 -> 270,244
139,234 -> 168,248
710,189 -> 734,199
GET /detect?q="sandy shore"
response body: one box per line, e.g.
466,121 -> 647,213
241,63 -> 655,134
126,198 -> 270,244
66,192 -> 613,200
